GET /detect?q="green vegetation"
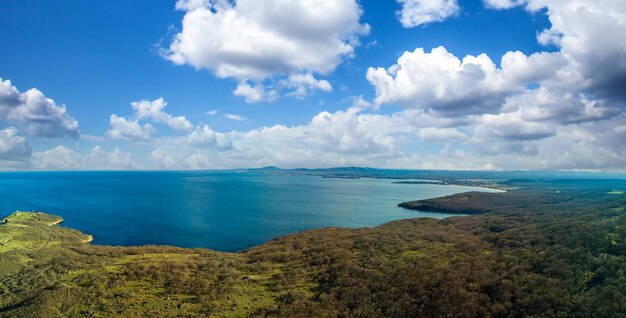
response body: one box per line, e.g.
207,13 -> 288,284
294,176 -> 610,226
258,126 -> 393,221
0,212 -> 89,255
1,179 -> 626,317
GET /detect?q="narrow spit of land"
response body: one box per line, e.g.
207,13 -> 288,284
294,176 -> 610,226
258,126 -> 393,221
0,178 -> 625,317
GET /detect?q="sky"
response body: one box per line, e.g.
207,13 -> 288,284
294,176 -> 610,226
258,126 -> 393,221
0,0 -> 625,171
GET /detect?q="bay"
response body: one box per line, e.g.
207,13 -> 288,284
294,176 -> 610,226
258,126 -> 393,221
0,171 -> 499,252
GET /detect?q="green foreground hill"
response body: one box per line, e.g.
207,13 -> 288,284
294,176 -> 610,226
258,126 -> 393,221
1,181 -> 625,317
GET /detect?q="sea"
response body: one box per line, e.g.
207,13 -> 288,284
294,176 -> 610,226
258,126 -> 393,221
0,171 -> 501,252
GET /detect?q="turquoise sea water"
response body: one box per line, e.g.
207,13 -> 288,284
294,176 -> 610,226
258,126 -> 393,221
0,171 -> 499,252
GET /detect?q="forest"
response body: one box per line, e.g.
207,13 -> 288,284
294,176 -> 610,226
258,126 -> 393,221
1,177 -> 625,317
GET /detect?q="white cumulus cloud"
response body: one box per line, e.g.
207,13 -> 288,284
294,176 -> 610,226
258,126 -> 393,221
397,0 -> 460,27
151,149 -> 179,170
31,146 -> 81,170
282,73 -> 333,99
474,111 -> 556,142
484,0 -> 626,99
366,47 -> 516,115
107,98 -> 192,140
0,128 -> 32,161
233,82 -> 277,103
131,98 -> 193,132
483,0 -> 526,10
363,0 -> 626,171
107,115 -> 155,141
164,0 -> 368,102
224,114 -> 246,121
0,78 -> 79,138
186,125 -> 232,150
32,145 -> 139,170
83,146 -> 139,170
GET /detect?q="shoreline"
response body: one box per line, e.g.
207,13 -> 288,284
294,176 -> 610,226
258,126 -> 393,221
391,180 -> 509,192
48,218 -> 63,226
82,235 -> 94,243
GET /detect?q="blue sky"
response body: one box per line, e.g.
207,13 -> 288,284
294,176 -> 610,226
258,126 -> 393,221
0,0 -> 624,171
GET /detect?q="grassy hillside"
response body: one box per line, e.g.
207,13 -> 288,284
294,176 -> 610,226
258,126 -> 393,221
1,180 -> 625,317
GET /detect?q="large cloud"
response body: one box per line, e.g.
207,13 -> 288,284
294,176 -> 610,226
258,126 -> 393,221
397,0 -> 460,27
0,78 -> 79,138
366,47 -> 573,116
164,0 -> 368,102
366,47 -> 519,115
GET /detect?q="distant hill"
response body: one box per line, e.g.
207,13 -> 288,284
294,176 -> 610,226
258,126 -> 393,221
246,166 -> 626,182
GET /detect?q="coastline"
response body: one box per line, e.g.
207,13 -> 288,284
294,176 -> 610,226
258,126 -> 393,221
82,234 -> 94,243
391,180 -> 509,192
48,218 -> 63,226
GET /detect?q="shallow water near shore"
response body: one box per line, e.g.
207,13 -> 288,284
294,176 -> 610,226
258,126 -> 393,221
0,171 -> 500,252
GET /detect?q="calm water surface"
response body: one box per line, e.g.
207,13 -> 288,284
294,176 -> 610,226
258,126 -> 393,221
0,171 -> 499,252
